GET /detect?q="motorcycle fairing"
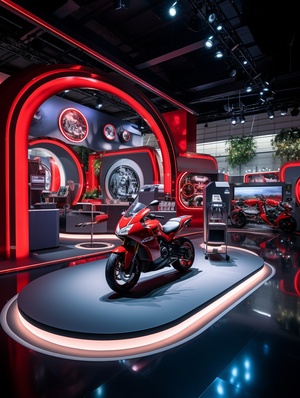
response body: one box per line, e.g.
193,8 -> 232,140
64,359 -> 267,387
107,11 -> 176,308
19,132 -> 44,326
111,245 -> 134,270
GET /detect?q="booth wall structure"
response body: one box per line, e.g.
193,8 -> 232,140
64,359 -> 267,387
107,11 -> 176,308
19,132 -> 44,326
0,64 -> 179,260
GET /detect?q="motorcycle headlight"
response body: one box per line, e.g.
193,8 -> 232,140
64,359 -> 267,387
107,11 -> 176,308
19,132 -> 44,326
116,224 -> 133,236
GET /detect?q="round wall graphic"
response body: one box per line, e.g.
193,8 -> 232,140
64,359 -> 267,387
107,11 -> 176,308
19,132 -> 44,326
105,159 -> 143,201
58,108 -> 88,142
103,124 -> 116,141
119,130 -> 130,143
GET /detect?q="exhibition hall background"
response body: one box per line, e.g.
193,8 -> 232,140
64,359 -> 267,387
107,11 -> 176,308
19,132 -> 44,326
146,110 -> 300,177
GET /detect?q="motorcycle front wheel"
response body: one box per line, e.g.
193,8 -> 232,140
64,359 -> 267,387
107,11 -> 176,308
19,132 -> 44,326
230,211 -> 247,228
279,217 -> 297,234
105,253 -> 141,294
172,237 -> 195,272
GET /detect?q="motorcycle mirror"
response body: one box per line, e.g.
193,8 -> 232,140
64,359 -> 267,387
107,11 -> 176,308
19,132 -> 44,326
148,199 -> 159,207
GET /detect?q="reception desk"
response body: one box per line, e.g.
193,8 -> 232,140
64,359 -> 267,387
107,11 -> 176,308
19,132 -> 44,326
29,209 -> 60,251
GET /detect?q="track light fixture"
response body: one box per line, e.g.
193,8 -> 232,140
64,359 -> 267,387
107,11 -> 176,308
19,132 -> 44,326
239,114 -> 246,124
95,101 -> 103,110
114,0 -> 130,10
245,83 -> 252,93
207,9 -> 223,31
231,115 -> 237,125
229,68 -> 237,77
280,107 -> 287,116
169,1 -> 179,17
205,35 -> 214,49
214,48 -> 224,58
267,109 -> 274,119
207,11 -> 216,24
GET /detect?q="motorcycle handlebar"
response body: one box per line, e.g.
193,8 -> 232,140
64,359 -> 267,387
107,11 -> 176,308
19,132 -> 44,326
148,213 -> 165,220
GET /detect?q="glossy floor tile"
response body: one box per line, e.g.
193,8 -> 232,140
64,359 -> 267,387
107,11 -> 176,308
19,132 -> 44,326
0,227 -> 299,398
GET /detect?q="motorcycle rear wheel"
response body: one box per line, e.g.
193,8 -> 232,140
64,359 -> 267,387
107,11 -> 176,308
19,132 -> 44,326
105,253 -> 141,294
172,237 -> 195,272
279,217 -> 297,234
230,211 -> 247,228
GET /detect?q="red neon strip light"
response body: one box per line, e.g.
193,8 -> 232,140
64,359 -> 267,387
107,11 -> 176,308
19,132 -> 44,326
0,0 -> 196,116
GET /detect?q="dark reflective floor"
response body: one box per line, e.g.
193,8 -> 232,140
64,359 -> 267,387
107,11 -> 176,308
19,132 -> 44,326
0,227 -> 300,398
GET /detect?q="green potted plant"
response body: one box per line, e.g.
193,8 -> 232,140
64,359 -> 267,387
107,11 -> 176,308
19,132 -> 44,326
271,128 -> 300,162
93,157 -> 102,176
82,188 -> 102,205
226,135 -> 257,172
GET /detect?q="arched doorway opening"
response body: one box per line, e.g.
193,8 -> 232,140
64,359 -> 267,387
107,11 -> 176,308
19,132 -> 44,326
0,64 -> 177,259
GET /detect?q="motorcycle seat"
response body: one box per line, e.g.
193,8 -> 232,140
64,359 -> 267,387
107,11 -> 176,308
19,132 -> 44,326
162,217 -> 185,234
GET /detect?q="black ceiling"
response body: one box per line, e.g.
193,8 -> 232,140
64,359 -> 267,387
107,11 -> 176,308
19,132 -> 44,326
0,0 -> 299,126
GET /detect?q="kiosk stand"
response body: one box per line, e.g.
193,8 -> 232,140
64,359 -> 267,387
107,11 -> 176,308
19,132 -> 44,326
203,182 -> 231,261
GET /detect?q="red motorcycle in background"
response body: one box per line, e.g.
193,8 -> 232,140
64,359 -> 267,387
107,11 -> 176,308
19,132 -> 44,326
230,194 -> 297,233
105,199 -> 195,294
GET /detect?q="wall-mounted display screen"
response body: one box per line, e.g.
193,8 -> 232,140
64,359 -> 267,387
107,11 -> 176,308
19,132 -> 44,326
30,174 -> 45,190
233,184 -> 283,202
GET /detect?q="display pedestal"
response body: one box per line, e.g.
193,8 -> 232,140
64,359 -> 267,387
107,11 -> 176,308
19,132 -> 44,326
29,209 -> 59,251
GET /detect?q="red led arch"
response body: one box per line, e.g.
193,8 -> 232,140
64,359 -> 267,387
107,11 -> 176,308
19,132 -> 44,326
0,65 -> 177,259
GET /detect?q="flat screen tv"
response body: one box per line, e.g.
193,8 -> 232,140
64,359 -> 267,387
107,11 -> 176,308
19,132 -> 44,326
233,184 -> 283,202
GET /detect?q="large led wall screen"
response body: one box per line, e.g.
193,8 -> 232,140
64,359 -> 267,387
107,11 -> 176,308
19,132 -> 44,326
233,185 -> 282,201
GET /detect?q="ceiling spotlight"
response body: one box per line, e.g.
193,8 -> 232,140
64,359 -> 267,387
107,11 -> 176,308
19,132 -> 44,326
207,10 -> 222,31
95,101 -> 103,110
239,115 -> 246,124
229,68 -> 237,77
207,12 -> 216,24
231,115 -> 237,125
205,35 -> 214,49
169,1 -> 178,17
291,107 -> 299,116
214,48 -> 224,59
245,83 -> 252,93
267,109 -> 274,119
280,107 -> 287,116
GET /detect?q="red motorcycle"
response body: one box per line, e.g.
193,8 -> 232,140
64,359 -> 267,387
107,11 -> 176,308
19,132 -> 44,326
105,198 -> 195,294
230,194 -> 297,233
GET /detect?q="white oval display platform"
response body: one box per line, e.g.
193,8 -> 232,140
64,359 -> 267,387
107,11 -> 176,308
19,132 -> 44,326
1,239 -> 274,361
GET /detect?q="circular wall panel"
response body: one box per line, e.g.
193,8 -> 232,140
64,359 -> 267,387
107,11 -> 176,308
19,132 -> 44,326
105,159 -> 144,201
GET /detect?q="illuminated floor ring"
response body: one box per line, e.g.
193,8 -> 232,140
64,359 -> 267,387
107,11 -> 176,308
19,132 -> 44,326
75,242 -> 114,250
1,263 -> 274,361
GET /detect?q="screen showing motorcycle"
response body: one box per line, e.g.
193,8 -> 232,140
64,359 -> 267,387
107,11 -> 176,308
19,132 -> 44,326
233,185 -> 282,201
